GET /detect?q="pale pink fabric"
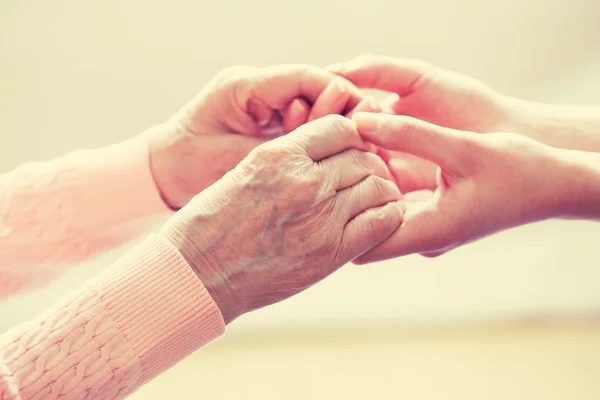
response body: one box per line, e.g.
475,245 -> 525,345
0,134 -> 225,399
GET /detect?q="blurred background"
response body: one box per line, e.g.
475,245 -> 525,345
1,0 -> 600,398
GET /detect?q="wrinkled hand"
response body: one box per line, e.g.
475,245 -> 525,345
149,65 -> 368,209
329,54 -> 515,192
352,113 -> 570,261
162,116 -> 403,323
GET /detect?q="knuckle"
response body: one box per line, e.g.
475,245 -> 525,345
364,152 -> 388,175
245,142 -> 296,171
322,114 -> 351,131
297,63 -> 317,77
324,114 -> 358,141
212,65 -> 249,84
356,53 -> 376,62
217,65 -> 243,77
346,148 -> 368,169
365,208 -> 390,233
249,142 -> 278,160
366,175 -> 392,197
210,66 -> 260,98
405,58 -> 431,70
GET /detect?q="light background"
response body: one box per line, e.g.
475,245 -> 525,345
1,0 -> 600,398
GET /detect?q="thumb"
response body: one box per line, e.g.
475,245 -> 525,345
327,54 -> 429,96
338,201 -> 404,263
352,113 -> 476,176
354,198 -> 456,263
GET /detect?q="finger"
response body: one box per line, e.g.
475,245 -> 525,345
345,95 -> 381,118
376,146 -> 391,163
387,152 -> 439,192
249,64 -> 364,111
259,111 -> 285,137
336,175 -> 401,220
283,114 -> 367,161
420,250 -> 447,258
345,95 -> 383,155
319,149 -> 393,191
247,97 -> 275,127
228,109 -> 263,137
403,190 -> 435,202
354,199 -> 453,263
379,93 -> 401,114
353,113 -> 474,174
308,80 -> 351,121
337,201 -> 404,263
283,98 -> 310,132
327,54 -> 429,96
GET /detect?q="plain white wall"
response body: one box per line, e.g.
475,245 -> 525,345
1,0 -> 600,333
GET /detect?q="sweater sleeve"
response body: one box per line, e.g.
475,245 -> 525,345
0,234 -> 225,400
0,129 -> 172,299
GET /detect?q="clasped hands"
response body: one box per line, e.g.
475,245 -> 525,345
147,55 -> 600,323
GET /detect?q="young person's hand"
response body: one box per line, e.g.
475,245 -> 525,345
331,54 -> 600,192
352,112 -> 600,262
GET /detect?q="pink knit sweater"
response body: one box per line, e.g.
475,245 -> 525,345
0,134 -> 225,399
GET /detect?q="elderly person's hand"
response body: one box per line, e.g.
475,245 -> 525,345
148,65 -> 370,209
162,116 -> 403,323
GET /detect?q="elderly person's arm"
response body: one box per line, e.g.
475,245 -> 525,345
0,116 -> 402,399
0,65 -> 369,299
0,134 -> 171,297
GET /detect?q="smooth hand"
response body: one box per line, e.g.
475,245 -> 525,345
329,54 -> 515,192
351,113 -> 597,261
162,116 -> 403,323
149,65 -> 370,209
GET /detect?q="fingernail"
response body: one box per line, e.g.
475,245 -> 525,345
394,200 -> 407,221
332,80 -> 347,97
248,98 -> 272,127
365,96 -> 382,113
289,99 -> 304,119
353,112 -> 380,134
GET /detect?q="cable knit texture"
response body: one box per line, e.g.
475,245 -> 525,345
0,133 -> 226,398
0,235 -> 225,399
0,132 -> 170,298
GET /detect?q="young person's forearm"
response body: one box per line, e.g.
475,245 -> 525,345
503,99 -> 600,152
549,148 -> 600,220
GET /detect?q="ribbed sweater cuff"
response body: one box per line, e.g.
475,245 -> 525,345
89,234 -> 225,382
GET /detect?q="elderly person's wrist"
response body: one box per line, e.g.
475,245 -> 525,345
147,122 -> 195,210
161,215 -> 244,325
